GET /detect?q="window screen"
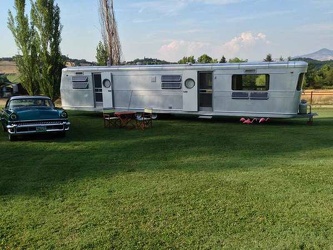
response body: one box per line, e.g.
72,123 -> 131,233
72,75 -> 89,89
161,75 -> 182,89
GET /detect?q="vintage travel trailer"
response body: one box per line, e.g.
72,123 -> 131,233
60,61 -> 312,119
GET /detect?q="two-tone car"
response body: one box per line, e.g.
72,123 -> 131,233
1,96 -> 70,141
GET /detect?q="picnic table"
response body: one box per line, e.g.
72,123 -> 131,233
114,111 -> 136,129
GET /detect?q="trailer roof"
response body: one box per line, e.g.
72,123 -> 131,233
62,61 -> 308,72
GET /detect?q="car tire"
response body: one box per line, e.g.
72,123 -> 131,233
2,125 -> 6,132
8,133 -> 16,141
58,131 -> 66,138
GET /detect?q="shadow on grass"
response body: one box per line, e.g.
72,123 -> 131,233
0,110 -> 332,197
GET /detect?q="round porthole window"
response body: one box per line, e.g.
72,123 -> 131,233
185,78 -> 195,89
103,79 -> 111,88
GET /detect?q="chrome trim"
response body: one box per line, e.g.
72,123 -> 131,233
7,121 -> 70,135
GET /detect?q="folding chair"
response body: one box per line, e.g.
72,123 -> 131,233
135,108 -> 155,130
103,112 -> 120,128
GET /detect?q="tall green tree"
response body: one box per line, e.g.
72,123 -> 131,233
315,65 -> 333,88
8,0 -> 40,95
178,56 -> 195,64
96,41 -> 108,66
219,56 -> 227,63
264,53 -> 273,62
197,54 -> 213,63
31,0 -> 64,100
305,62 -> 318,88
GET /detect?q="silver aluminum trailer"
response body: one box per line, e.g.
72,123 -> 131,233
60,61 -> 312,119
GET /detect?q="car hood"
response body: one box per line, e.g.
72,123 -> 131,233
13,107 -> 62,120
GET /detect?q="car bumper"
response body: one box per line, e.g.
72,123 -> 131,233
7,121 -> 70,135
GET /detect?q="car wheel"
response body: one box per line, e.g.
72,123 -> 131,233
8,133 -> 16,141
58,131 -> 66,138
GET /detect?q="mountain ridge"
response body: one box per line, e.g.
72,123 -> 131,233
294,48 -> 333,61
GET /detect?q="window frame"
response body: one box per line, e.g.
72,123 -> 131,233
296,73 -> 305,91
232,74 -> 270,91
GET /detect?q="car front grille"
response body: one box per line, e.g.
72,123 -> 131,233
15,120 -> 65,126
8,119 -> 70,134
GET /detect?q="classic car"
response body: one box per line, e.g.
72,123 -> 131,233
1,96 -> 70,141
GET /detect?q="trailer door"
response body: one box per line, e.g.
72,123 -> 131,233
183,70 -> 198,111
101,72 -> 114,109
198,72 -> 213,111
92,73 -> 103,108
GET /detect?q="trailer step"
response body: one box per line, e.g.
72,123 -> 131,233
198,115 -> 212,119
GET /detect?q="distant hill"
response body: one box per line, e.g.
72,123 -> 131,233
294,48 -> 333,61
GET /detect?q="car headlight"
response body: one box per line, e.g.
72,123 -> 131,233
9,113 -> 18,121
60,111 -> 68,118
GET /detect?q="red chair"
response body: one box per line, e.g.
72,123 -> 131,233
103,112 -> 120,128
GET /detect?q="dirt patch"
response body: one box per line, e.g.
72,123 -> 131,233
0,98 -> 8,107
0,61 -> 18,74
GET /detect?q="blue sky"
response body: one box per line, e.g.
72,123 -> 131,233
0,0 -> 332,62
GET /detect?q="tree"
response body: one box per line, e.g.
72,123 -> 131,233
178,56 -> 195,64
219,56 -> 227,63
99,0 -> 122,65
228,57 -> 247,63
96,41 -> 108,66
316,65 -> 333,88
0,74 -> 11,85
8,0 -> 63,100
197,54 -> 213,63
264,53 -> 273,62
305,62 -> 317,88
31,0 -> 64,100
8,0 -> 40,95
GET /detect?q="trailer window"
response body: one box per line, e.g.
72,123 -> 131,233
161,75 -> 182,89
72,75 -> 89,89
232,74 -> 269,91
296,73 -> 305,91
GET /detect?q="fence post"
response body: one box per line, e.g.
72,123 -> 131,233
310,91 -> 313,105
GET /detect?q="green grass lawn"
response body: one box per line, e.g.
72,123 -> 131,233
1,108 -> 333,249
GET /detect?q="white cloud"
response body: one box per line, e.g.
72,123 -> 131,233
222,32 -> 270,53
158,40 -> 210,61
157,32 -> 271,61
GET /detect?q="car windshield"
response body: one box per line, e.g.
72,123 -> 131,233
8,98 -> 54,109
